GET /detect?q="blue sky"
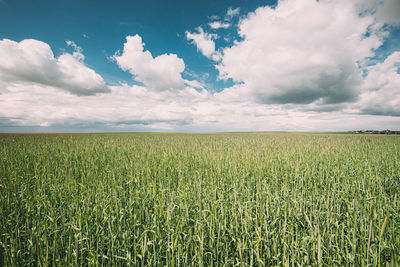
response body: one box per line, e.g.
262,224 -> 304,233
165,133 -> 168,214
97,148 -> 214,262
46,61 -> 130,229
0,0 -> 400,132
0,0 -> 271,90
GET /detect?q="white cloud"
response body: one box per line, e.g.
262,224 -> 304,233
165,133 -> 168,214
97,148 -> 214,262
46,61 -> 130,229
355,51 -> 400,116
186,27 -> 221,61
0,79 -> 222,131
209,21 -> 230,29
0,38 -> 109,95
1,79 -> 400,132
217,0 -> 385,105
113,35 -> 185,91
2,0 -> 400,132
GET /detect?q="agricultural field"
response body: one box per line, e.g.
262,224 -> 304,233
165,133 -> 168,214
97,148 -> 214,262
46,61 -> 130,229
0,133 -> 399,266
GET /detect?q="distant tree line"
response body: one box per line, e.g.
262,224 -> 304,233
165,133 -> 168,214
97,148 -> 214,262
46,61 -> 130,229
352,129 -> 400,135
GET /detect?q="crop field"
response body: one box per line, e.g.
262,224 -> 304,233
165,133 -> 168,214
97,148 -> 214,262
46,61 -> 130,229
0,133 -> 399,266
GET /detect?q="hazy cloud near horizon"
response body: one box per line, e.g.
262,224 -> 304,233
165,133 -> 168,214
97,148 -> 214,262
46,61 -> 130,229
0,0 -> 400,132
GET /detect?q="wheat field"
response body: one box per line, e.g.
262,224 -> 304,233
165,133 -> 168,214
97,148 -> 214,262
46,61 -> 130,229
0,133 -> 399,266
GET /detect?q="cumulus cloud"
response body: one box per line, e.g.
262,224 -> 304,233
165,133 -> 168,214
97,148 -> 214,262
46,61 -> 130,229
2,1 -> 400,132
217,0 -> 385,106
356,51 -> 400,116
0,38 -> 109,95
186,27 -> 221,61
2,79 -> 400,132
0,82 -> 200,129
113,35 -> 185,91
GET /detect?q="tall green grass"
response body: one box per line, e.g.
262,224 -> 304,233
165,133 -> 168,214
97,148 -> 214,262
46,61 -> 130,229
0,133 -> 399,265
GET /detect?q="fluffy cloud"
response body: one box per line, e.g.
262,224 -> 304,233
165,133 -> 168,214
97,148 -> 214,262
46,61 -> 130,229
1,1 -> 400,132
0,81 -> 207,129
2,79 -> 400,132
113,35 -> 185,91
217,0 -> 384,106
356,52 -> 400,116
0,38 -> 109,95
186,27 -> 221,61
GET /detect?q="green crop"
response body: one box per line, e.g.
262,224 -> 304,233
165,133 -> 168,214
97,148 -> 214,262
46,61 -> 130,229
0,133 -> 399,266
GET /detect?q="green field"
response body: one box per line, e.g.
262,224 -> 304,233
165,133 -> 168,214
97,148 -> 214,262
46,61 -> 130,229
1,133 -> 399,266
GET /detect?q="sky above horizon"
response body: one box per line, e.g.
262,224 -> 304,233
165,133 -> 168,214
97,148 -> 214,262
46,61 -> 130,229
1,0 -> 400,132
